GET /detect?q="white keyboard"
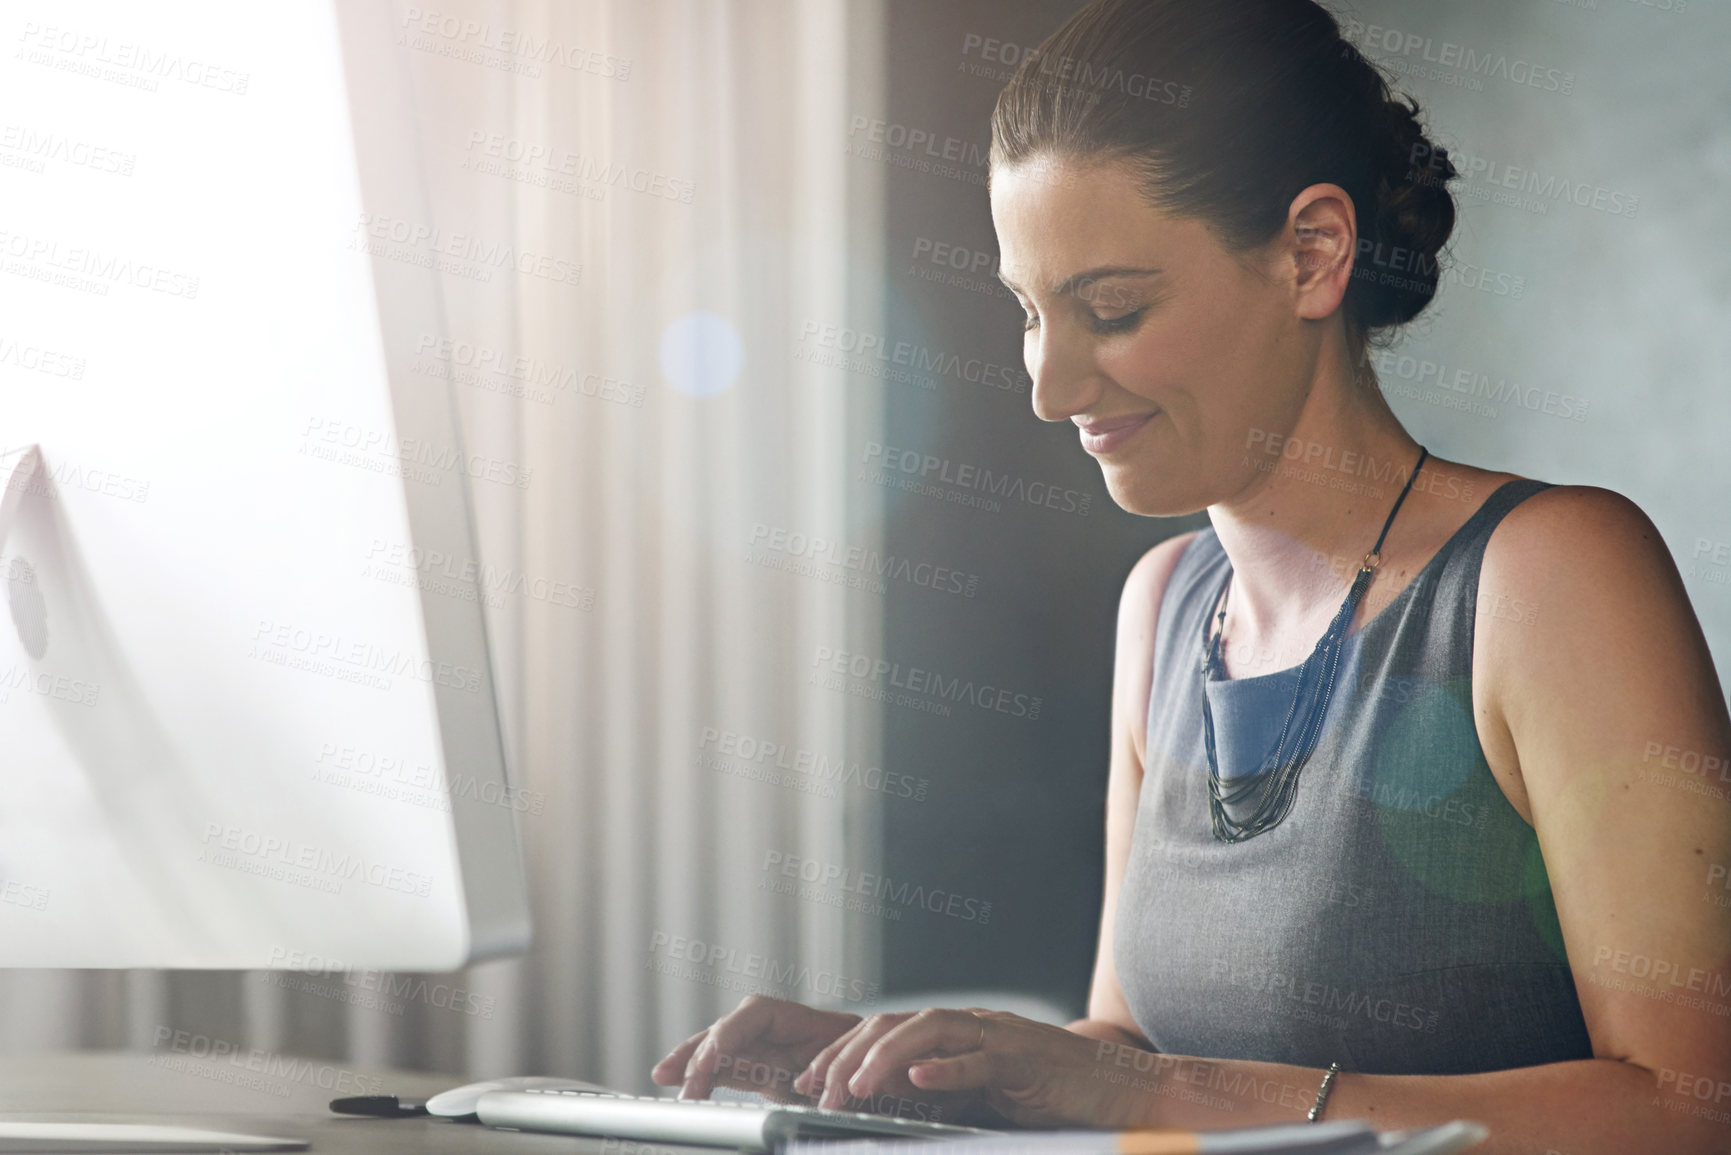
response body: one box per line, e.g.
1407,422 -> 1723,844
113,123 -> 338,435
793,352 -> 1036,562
473,1087 -> 1001,1150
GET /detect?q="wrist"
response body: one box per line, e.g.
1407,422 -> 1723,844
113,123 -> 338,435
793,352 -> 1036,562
1081,1036 -> 1169,1128
1128,1055 -> 1173,1129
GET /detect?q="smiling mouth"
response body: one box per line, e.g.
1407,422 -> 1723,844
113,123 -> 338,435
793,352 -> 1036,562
1075,411 -> 1158,455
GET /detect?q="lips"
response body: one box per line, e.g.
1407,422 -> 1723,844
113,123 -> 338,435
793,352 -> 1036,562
1075,411 -> 1158,455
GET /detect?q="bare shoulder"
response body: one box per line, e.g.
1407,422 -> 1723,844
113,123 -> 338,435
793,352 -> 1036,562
1115,529 -> 1203,766
1478,482 -> 1683,674
1119,529 -> 1202,636
1474,482 -> 1713,809
1481,482 -> 1672,598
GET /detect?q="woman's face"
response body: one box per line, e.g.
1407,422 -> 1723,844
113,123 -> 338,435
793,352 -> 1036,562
989,154 -> 1329,518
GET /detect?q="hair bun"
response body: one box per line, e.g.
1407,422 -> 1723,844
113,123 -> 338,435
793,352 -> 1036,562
1355,95 -> 1459,330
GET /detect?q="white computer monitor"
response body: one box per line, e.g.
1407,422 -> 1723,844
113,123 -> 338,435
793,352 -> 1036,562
0,0 -> 530,968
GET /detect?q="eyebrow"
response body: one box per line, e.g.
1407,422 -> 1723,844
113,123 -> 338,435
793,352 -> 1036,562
996,265 -> 1165,295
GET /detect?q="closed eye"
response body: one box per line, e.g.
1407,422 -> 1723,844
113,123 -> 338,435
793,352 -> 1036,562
1088,309 -> 1145,335
1018,304 -> 1149,336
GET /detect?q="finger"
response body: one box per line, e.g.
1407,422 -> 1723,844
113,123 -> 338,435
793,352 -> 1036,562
848,1010 -> 982,1101
678,1033 -> 721,1101
651,1029 -> 711,1086
683,996 -> 807,1101
818,1015 -> 910,1110
796,1025 -> 856,1098
907,1051 -> 993,1092
797,1012 -> 884,1099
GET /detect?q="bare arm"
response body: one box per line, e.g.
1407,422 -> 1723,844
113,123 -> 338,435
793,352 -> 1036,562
1065,532 -> 1198,1051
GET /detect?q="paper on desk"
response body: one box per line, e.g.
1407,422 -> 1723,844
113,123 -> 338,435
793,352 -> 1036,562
786,1119 -> 1485,1155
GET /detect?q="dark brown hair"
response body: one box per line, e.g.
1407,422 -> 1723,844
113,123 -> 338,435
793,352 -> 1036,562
989,0 -> 1459,347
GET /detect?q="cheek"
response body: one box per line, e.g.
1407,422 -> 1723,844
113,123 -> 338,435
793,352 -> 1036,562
1097,311 -> 1214,403
1121,319 -> 1278,458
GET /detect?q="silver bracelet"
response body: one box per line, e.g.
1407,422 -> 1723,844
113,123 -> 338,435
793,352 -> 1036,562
1307,1062 -> 1342,1122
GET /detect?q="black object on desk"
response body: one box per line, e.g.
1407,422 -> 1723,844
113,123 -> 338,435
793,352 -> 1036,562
329,1095 -> 430,1118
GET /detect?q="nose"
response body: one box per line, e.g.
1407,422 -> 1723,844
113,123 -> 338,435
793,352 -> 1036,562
1026,326 -> 1103,423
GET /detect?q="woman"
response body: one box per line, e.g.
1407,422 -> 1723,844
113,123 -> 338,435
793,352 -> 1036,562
653,1 -> 1731,1148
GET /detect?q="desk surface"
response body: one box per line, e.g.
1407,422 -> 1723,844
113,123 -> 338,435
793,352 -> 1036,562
0,1051 -> 709,1154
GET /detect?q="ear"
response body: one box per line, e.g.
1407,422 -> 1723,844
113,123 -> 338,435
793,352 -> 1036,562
1285,183 -> 1358,323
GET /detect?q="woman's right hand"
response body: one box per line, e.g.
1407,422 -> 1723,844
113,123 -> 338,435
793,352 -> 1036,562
651,995 -> 861,1103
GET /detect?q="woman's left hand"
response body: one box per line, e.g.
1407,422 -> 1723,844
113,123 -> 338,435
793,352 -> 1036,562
797,1007 -> 1150,1129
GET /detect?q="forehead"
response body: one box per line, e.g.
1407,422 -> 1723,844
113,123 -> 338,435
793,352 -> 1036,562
990,155 -> 1186,289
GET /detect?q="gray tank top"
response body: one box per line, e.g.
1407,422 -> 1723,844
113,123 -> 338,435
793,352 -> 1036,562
1114,478 -> 1593,1075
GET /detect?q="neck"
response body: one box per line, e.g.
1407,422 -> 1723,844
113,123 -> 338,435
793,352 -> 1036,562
1209,342 -> 1421,640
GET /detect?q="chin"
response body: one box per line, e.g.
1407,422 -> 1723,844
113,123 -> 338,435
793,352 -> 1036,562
1099,465 -> 1205,519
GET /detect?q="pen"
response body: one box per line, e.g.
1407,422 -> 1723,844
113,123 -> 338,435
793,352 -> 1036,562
329,1095 -> 430,1118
